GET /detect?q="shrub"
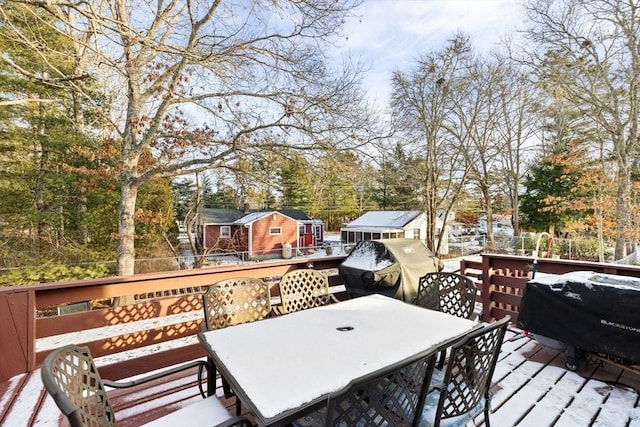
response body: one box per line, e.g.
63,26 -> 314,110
0,262 -> 111,287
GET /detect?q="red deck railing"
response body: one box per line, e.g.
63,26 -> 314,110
3,252 -> 640,384
0,256 -> 347,383
461,254 -> 640,324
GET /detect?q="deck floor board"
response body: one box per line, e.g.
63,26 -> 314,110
2,328 -> 639,427
486,330 -> 639,427
515,371 -> 586,427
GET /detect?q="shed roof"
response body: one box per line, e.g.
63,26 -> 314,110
273,209 -> 312,221
233,211 -> 274,225
200,208 -> 318,225
344,211 -> 423,228
200,208 -> 245,224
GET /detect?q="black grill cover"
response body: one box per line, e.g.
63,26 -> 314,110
517,271 -> 640,364
338,239 -> 442,302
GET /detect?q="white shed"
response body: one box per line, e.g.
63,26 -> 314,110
340,210 -> 449,253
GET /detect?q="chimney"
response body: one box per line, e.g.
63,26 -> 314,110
243,202 -> 250,213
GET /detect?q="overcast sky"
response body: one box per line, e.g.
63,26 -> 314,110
336,0 -> 527,107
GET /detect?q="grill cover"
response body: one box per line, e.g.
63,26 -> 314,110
517,271 -> 640,364
338,239 -> 442,302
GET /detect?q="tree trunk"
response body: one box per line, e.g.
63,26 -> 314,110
596,201 -> 605,263
34,147 -> 48,254
78,190 -> 88,245
481,184 -> 493,243
72,88 -> 89,245
614,159 -> 630,260
512,191 -> 520,237
113,174 -> 138,306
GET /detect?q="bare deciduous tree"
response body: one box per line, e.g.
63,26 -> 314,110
494,63 -> 540,238
390,33 -> 472,254
4,0 -> 375,297
445,57 -> 507,243
522,0 -> 640,259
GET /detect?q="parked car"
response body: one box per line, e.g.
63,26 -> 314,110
462,227 -> 475,235
495,226 -> 514,237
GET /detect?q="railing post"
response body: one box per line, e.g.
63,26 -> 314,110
0,289 -> 36,381
481,255 -> 494,323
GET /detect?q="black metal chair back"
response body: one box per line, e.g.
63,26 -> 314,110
325,349 -> 437,427
427,316 -> 510,427
415,272 -> 477,319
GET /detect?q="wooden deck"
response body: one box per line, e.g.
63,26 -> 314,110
493,329 -> 640,426
1,327 -> 639,427
0,362 -> 251,426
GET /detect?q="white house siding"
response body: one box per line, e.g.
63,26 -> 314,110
403,216 -> 427,240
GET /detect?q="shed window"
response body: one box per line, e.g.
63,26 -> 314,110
220,226 -> 231,238
269,227 -> 282,236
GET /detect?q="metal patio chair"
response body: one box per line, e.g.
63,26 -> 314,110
276,269 -> 338,315
41,344 -> 252,427
293,348 -> 437,427
418,316 -> 510,427
414,272 -> 477,319
201,277 -> 272,415
414,272 -> 478,368
202,277 -> 272,330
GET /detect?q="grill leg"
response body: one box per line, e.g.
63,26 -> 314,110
566,346 -> 578,371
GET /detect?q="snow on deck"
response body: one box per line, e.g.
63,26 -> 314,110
2,326 -> 640,427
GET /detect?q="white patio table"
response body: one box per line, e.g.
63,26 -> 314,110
197,293 -> 480,426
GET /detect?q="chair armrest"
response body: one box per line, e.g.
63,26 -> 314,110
103,359 -> 211,398
272,305 -> 287,316
215,416 -> 253,427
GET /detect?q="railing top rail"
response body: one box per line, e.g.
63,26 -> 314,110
0,255 -> 349,382
0,255 -> 348,294
482,253 -> 640,274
